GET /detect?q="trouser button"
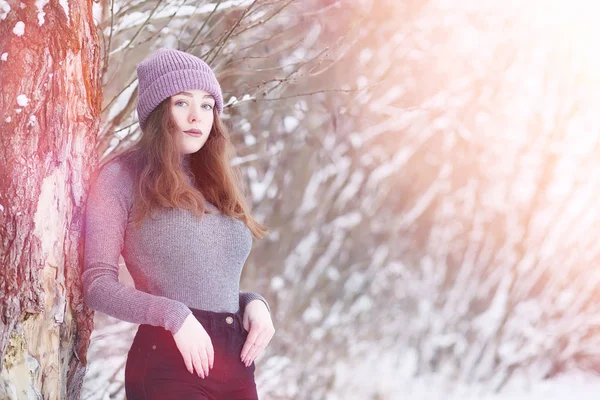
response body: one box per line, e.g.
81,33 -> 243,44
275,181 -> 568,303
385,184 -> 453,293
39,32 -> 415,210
225,316 -> 234,324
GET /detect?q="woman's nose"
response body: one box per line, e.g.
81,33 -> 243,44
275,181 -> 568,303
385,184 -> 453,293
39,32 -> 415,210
188,108 -> 201,123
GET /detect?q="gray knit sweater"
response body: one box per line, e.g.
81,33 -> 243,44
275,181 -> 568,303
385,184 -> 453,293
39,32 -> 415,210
82,157 -> 269,334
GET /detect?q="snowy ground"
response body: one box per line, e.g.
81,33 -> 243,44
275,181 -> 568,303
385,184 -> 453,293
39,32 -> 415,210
487,375 -> 600,400
327,368 -> 600,400
376,374 -> 600,400
326,353 -> 600,400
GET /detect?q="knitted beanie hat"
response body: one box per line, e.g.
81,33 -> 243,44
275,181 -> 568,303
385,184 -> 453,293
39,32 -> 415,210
136,48 -> 223,130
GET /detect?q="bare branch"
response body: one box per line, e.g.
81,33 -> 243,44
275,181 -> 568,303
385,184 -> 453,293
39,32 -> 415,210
183,0 -> 225,52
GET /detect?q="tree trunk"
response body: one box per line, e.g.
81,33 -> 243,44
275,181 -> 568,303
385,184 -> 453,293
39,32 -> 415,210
0,1 -> 101,398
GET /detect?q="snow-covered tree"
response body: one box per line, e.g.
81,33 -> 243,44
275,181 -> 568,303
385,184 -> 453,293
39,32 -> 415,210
0,1 -> 101,399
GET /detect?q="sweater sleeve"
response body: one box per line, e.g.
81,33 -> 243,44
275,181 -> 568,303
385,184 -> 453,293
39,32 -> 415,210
82,160 -> 192,334
239,291 -> 270,313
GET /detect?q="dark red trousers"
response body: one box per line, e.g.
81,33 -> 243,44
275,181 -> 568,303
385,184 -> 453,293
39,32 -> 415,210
125,308 -> 258,400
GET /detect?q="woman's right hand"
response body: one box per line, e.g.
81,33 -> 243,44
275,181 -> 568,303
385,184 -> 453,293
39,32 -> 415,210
172,313 -> 214,378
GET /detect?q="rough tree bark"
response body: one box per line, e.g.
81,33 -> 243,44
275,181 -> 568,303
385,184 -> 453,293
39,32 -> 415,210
0,0 -> 100,399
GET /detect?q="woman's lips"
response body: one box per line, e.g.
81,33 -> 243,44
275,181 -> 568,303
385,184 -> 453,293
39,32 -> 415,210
184,129 -> 203,137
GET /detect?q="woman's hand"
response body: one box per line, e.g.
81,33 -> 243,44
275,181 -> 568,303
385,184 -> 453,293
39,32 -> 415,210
173,313 -> 214,378
240,300 -> 275,367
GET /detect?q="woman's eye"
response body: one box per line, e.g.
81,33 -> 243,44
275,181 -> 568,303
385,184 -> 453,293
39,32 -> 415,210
202,104 -> 214,110
175,100 -> 188,107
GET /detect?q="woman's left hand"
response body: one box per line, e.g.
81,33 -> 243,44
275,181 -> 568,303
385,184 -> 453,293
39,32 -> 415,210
241,300 -> 275,367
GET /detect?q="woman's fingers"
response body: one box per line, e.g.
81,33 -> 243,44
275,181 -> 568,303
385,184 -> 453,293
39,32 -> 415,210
244,338 -> 266,367
200,348 -> 210,377
241,329 -> 260,362
172,315 -> 216,378
192,353 -> 204,378
243,330 -> 268,366
207,343 -> 215,369
243,344 -> 258,367
241,323 -> 275,366
183,353 -> 194,375
184,346 -> 213,379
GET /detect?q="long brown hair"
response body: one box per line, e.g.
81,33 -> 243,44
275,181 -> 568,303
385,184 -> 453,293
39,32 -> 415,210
106,98 -> 268,239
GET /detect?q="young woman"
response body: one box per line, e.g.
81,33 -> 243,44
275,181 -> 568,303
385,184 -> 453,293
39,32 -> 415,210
83,48 -> 275,400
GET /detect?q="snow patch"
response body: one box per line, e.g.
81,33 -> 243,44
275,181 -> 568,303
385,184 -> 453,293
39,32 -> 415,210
359,48 -> 373,64
348,295 -> 373,314
92,1 -> 102,26
36,0 -> 50,25
5,116 -> 11,123
283,116 -> 298,132
332,211 -> 362,229
240,119 -> 251,133
0,0 -> 9,20
357,75 -> 368,89
225,94 -> 255,108
326,267 -> 340,280
17,94 -> 29,107
302,301 -> 323,323
283,231 -> 319,281
1,52 -> 7,61
13,21 -> 25,36
109,137 -> 119,149
27,115 -> 37,127
106,80 -> 138,121
15,109 -> 22,114
102,138 -> 121,161
244,134 -> 256,146
0,203 -> 3,212
270,276 -> 284,291
225,95 -> 238,107
59,0 -> 69,23
344,273 -> 365,293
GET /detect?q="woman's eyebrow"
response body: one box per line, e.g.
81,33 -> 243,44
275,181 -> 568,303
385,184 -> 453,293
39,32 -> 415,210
175,91 -> 214,100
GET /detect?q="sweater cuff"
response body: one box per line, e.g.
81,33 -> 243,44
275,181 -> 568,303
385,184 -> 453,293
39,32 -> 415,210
239,292 -> 270,313
164,302 -> 193,334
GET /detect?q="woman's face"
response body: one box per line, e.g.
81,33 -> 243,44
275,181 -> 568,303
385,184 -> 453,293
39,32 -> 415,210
170,89 -> 216,154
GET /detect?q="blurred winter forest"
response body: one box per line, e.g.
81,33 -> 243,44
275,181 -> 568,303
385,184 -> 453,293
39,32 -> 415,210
82,0 -> 600,399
